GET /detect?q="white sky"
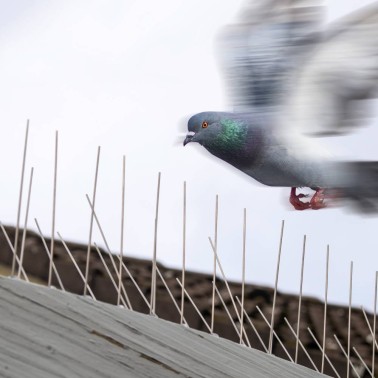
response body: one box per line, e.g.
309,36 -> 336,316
0,0 -> 378,311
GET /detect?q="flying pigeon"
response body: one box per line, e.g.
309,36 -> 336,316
184,0 -> 378,211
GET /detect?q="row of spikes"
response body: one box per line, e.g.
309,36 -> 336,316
3,120 -> 378,378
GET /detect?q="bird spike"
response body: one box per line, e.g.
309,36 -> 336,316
295,234 -> 306,363
308,327 -> 341,378
181,181 -> 187,326
236,296 -> 267,353
57,231 -> 96,301
93,243 -> 129,309
156,267 -> 188,326
34,218 -> 65,292
208,236 -> 250,347
150,171 -> 161,315
211,194 -> 218,333
347,261 -> 354,378
256,305 -> 293,363
373,271 -> 378,375
88,189 -> 148,310
321,245 -> 330,373
84,146 -> 101,296
353,346 -> 372,376
284,317 -> 318,372
85,194 -> 133,310
48,130 -> 58,287
120,259 -> 150,311
0,223 -> 29,282
118,155 -> 126,307
334,334 -> 361,378
360,306 -> 378,350
12,119 -> 29,276
87,192 -> 146,310
269,219 -> 285,354
176,277 -> 212,333
214,284 -> 245,345
240,208 -> 247,345
17,167 -> 34,280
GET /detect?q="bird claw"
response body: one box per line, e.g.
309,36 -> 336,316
290,187 -> 327,211
290,188 -> 311,210
310,189 -> 327,210
297,193 -> 309,199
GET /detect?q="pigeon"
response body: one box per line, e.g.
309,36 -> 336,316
183,0 -> 378,211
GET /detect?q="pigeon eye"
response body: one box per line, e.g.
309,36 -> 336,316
202,121 -> 208,129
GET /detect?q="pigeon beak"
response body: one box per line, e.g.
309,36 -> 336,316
183,131 -> 196,146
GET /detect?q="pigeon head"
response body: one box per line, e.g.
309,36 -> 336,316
183,112 -> 249,154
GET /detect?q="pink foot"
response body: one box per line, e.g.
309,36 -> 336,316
290,187 -> 311,210
289,187 -> 329,211
310,188 -> 327,210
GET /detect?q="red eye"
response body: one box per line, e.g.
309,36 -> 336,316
202,121 -> 208,128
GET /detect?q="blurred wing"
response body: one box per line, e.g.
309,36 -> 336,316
285,1 -> 378,136
217,0 -> 325,111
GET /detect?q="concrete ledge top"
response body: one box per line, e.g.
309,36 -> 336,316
0,277 -> 326,378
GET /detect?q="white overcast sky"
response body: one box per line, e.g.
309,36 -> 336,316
1,0 -> 378,311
